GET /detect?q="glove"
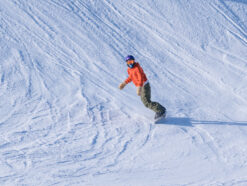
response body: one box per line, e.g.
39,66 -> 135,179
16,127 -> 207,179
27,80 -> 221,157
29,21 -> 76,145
137,87 -> 142,96
119,82 -> 127,90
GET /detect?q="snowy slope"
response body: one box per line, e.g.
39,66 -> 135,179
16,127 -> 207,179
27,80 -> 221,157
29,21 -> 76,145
0,0 -> 247,185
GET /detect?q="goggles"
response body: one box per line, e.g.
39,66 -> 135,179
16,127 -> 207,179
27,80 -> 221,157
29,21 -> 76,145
126,60 -> 135,65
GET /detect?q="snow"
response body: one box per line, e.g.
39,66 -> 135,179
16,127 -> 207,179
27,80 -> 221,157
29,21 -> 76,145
0,0 -> 247,185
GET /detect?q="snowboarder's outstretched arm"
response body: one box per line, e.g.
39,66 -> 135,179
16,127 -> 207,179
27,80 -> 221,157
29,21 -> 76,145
119,82 -> 127,90
119,69 -> 131,90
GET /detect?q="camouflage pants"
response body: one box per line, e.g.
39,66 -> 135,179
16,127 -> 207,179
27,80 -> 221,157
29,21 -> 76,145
141,83 -> 166,113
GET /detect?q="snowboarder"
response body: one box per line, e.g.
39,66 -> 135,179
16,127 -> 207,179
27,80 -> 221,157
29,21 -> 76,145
119,55 -> 166,120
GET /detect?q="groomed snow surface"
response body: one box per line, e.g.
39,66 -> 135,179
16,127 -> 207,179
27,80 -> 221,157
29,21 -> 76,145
1,0 -> 247,185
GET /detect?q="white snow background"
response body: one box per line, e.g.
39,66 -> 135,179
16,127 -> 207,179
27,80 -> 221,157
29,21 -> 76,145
1,0 -> 247,185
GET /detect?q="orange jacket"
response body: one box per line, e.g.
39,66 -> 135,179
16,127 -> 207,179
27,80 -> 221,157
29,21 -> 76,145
125,62 -> 148,87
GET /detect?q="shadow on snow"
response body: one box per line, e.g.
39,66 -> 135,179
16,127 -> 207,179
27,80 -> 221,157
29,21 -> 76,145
156,117 -> 247,127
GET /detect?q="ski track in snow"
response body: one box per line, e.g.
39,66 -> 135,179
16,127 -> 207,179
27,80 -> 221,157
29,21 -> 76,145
0,0 -> 247,185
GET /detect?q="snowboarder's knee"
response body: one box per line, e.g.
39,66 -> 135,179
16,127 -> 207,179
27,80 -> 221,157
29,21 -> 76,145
143,101 -> 150,108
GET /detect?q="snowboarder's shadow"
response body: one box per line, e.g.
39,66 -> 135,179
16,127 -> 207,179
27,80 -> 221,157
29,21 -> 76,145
156,117 -> 193,126
227,0 -> 247,5
156,117 -> 247,127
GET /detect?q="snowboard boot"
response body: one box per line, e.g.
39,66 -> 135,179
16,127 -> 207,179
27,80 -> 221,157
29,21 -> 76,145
154,109 -> 166,120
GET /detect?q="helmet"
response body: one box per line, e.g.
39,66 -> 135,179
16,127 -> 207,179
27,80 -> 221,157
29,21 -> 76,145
125,55 -> 135,61
125,55 -> 136,68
